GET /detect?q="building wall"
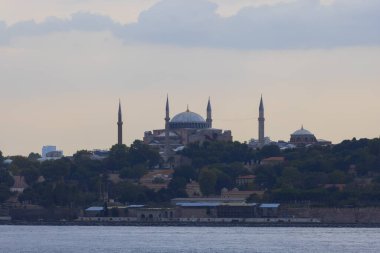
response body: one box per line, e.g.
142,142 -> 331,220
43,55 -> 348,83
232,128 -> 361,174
177,207 -> 217,218
284,207 -> 380,223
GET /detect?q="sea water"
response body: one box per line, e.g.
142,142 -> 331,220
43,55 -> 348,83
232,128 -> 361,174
0,226 -> 379,253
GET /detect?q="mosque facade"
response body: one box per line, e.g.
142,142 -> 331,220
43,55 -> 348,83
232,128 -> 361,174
143,97 -> 232,159
249,96 -> 331,149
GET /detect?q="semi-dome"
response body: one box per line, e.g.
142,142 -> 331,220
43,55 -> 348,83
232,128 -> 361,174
171,111 -> 206,123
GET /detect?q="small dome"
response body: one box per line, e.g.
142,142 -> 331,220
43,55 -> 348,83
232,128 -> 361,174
292,126 -> 314,136
171,111 -> 206,123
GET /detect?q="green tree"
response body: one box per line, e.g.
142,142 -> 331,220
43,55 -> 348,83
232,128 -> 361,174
258,144 -> 281,159
277,167 -> 302,189
28,152 -> 41,161
119,164 -> 147,180
21,168 -> 40,185
0,183 -> 11,203
128,140 -> 161,168
199,168 -> 217,196
0,151 -> 4,164
111,182 -> 154,204
107,144 -> 129,171
0,169 -> 14,187
40,159 -> 71,181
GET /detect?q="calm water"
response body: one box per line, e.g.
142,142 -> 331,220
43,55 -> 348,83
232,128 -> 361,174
0,226 -> 379,253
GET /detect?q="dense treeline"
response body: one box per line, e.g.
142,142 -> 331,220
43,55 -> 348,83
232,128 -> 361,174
0,141 -> 163,207
1,138 -> 380,208
178,138 -> 380,206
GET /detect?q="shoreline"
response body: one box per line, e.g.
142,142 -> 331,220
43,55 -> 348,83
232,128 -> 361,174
2,221 -> 380,228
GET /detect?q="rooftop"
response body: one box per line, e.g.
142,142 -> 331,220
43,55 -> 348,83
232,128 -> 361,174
171,111 -> 206,123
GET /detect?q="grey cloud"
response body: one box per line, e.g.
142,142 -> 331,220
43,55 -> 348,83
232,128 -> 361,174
1,0 -> 380,49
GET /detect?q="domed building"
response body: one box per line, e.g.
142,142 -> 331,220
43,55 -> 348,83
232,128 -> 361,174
289,126 -> 317,146
143,97 -> 232,160
169,108 -> 211,129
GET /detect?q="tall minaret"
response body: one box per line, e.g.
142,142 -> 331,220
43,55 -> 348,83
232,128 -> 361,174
206,97 -> 212,128
117,100 -> 123,145
164,95 -> 170,160
258,95 -> 265,147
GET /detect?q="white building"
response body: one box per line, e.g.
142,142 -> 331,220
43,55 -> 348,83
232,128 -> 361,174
42,146 -> 57,158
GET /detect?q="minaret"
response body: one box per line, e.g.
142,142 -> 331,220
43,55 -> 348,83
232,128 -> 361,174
206,97 -> 212,128
164,95 -> 170,160
258,95 -> 265,147
117,100 -> 123,145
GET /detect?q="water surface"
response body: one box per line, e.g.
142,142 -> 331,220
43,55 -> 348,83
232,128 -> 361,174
0,226 -> 379,253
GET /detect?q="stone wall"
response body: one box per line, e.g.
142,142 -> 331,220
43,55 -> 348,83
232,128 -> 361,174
284,207 -> 380,223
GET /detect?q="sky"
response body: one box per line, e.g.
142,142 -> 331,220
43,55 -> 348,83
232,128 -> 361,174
0,0 -> 379,156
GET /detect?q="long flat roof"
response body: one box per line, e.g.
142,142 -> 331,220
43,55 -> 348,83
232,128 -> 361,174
260,203 -> 280,208
176,202 -> 257,207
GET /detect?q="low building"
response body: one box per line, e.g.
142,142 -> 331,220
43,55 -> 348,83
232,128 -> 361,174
84,206 -> 104,217
140,169 -> 174,192
175,202 -> 258,219
10,175 -> 28,193
176,202 -> 219,218
216,203 -> 257,218
171,197 -> 246,205
185,181 -> 202,197
261,157 -> 285,166
235,175 -> 255,186
135,208 -> 176,221
259,203 -> 280,218
221,188 -> 264,199
324,184 -> 346,191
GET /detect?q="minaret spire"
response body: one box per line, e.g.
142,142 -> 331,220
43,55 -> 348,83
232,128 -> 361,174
258,95 -> 265,147
206,97 -> 212,128
164,95 -> 171,162
117,99 -> 123,145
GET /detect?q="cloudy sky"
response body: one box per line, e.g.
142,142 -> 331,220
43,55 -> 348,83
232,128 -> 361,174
0,0 -> 379,156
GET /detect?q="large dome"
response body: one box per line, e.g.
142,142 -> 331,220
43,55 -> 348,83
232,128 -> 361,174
292,127 -> 314,136
290,126 -> 317,146
171,111 -> 206,123
169,110 -> 210,129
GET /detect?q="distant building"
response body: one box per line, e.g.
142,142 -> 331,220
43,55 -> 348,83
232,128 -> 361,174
249,97 -> 331,149
10,175 -> 28,193
89,150 -> 110,160
261,157 -> 285,166
235,175 -> 255,186
139,169 -> 174,192
289,126 -> 332,147
221,188 -> 263,200
42,146 -> 57,158
185,181 -> 202,197
259,203 -> 280,218
289,126 -> 318,146
40,146 -> 63,161
143,96 -> 232,161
